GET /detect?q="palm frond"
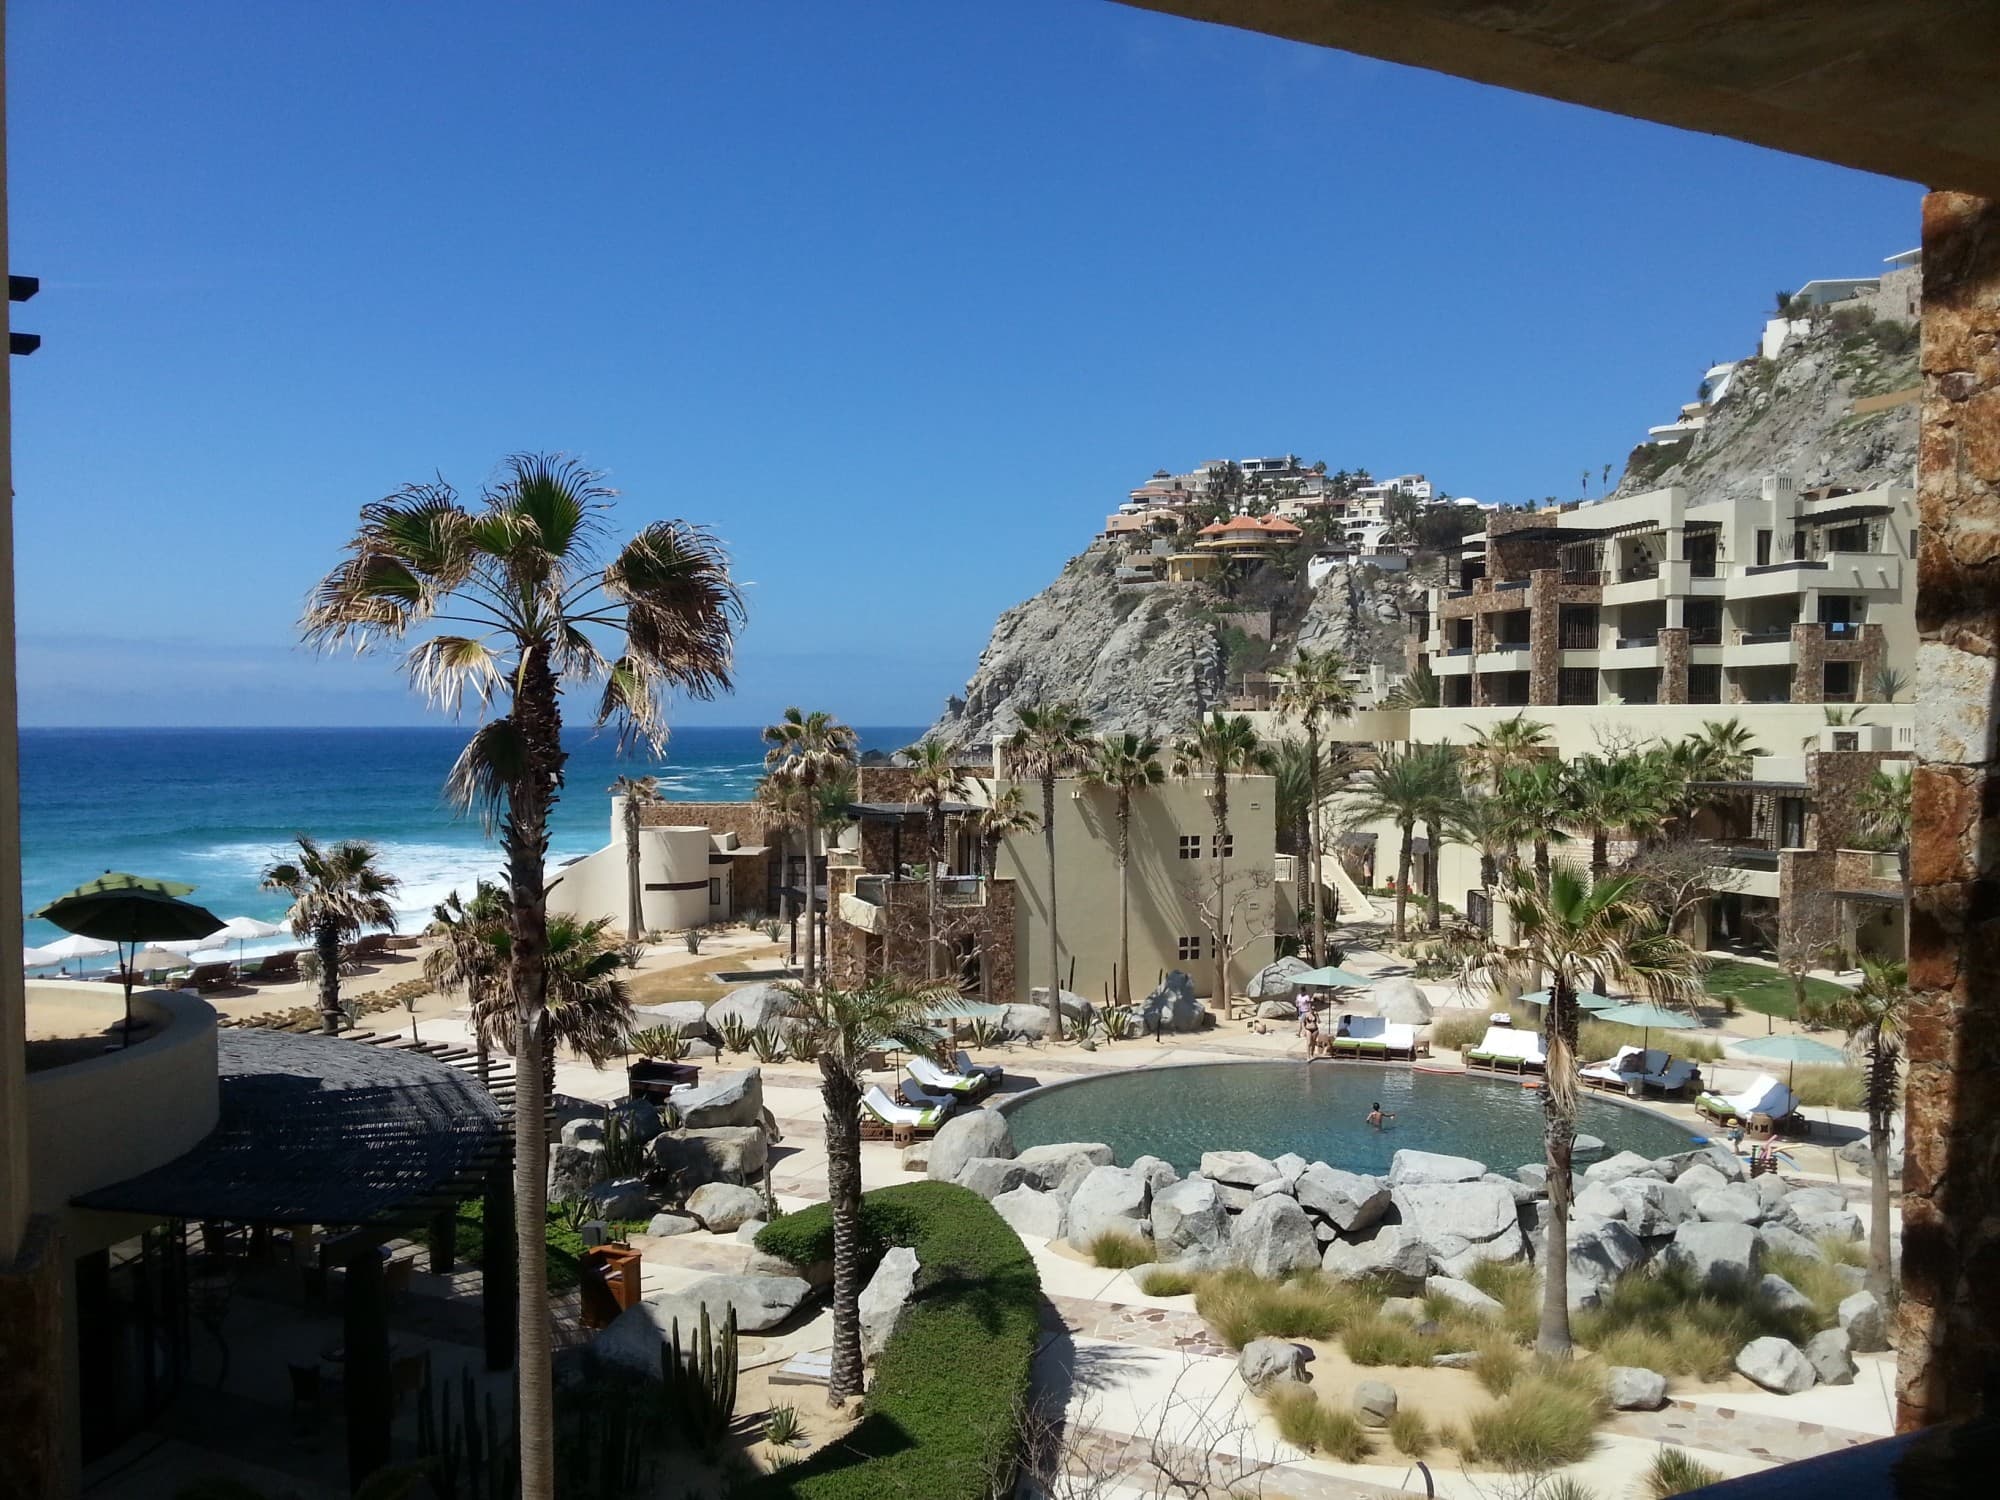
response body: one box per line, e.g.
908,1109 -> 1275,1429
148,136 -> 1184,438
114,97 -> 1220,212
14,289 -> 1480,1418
446,717 -> 530,831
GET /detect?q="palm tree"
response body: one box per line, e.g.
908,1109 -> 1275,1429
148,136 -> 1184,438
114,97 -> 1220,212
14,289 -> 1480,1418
1814,957 -> 1908,1303
262,836 -> 402,1034
425,881 -> 508,1082
1085,732 -> 1165,1005
468,913 -> 636,1067
303,453 -> 741,1500
1464,712 -> 1550,791
1174,713 -> 1273,1004
764,709 -> 859,991
1495,760 -> 1569,894
609,774 -> 662,941
1853,765 -> 1913,959
1276,647 -> 1357,965
1416,744 -> 1464,931
1565,754 -> 1668,881
1348,746 -> 1436,940
902,737 -> 969,982
754,771 -> 809,932
1382,664 -> 1441,710
1004,702 -> 1094,1029
1446,788 -> 1525,916
784,976 -> 959,1405
1502,868 -> 1702,1355
1806,704 -> 1869,749
1685,717 -> 1758,782
969,788 -> 1039,1001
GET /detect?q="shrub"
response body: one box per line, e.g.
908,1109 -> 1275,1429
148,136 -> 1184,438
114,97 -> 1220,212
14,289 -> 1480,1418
1266,1388 -> 1373,1461
1574,1263 -> 1813,1379
1464,1261 -> 1540,1341
745,1183 -> 1040,1500
1387,1407 -> 1433,1457
1543,1480 -> 1601,1500
682,928 -> 704,954
765,1405 -> 802,1446
1819,1235 -> 1867,1269
1195,1269 -> 1373,1348
1429,1012 -> 1492,1051
1137,1266 -> 1200,1298
1645,1445 -> 1725,1497
1792,1066 -> 1865,1109
1465,1369 -> 1605,1469
1089,1231 -> 1155,1269
1469,1334 -> 1526,1396
1341,1315 -> 1439,1366
1762,1248 -> 1852,1328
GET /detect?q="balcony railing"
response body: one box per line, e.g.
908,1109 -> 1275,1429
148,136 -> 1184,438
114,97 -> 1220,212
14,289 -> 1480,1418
1616,633 -> 1659,649
1495,579 -> 1530,592
1824,620 -> 1865,639
1446,645 -> 1473,657
1619,563 -> 1659,583
1744,559 -> 1827,576
1559,627 -> 1597,650
1561,569 -> 1603,585
1689,558 -> 1718,578
1724,846 -> 1780,871
1688,626 -> 1722,646
1739,627 -> 1795,645
852,874 -> 987,907
1489,640 -> 1531,654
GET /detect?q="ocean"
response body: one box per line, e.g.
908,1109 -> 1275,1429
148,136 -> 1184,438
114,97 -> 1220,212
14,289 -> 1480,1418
20,725 -> 922,954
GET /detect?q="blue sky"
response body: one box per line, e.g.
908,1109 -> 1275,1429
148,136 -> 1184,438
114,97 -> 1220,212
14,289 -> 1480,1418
8,1 -> 1919,729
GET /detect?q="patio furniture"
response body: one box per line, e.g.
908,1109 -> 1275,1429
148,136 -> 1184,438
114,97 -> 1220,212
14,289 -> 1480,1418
953,1050 -> 1003,1084
184,961 -> 237,993
627,1058 -> 701,1102
252,950 -> 301,984
1464,1025 -> 1549,1074
859,1085 -> 950,1141
1581,1045 -> 1701,1097
906,1054 -> 990,1101
1695,1072 -> 1799,1129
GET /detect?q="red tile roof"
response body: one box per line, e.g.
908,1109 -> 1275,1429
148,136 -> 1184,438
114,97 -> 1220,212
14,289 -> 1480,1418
1196,514 -> 1304,538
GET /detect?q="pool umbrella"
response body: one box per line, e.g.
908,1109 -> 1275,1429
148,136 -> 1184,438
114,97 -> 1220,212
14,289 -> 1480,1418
32,873 -> 223,1047
1730,1032 -> 1849,1091
22,944 -> 59,968
1293,965 -> 1373,989
1521,988 -> 1620,1013
212,914 -> 288,959
129,945 -> 195,973
37,932 -> 120,967
1595,1000 -> 1700,1053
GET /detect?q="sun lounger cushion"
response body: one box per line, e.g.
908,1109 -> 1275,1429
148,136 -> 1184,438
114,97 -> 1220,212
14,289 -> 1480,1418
1700,1073 -> 1796,1122
907,1056 -> 984,1094
862,1085 -> 943,1129
954,1050 -> 1003,1081
1469,1026 -> 1548,1066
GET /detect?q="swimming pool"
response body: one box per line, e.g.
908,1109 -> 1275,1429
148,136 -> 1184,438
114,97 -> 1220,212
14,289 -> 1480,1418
1003,1060 -> 1701,1176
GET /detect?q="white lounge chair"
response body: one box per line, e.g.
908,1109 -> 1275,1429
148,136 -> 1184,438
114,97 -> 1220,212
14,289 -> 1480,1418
1696,1072 -> 1799,1130
1331,1016 -> 1424,1060
859,1084 -> 951,1139
1464,1025 -> 1548,1073
1580,1045 -> 1699,1095
907,1054 -> 989,1098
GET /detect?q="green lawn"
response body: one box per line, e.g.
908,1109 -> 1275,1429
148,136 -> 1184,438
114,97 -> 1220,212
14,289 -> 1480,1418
452,1201 -> 649,1292
1704,958 -> 1851,1020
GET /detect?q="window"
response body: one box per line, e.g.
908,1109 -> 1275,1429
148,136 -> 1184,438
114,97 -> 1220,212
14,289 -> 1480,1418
1178,834 -> 1201,860
1824,660 -> 1855,700
708,878 -> 722,906
1212,833 -> 1234,860
1755,529 -> 1773,566
1779,797 -> 1806,850
1176,935 -> 1204,961
1557,667 -> 1596,706
1689,664 -> 1723,704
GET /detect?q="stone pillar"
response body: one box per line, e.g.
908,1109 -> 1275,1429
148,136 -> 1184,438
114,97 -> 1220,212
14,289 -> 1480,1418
1527,570 -> 1560,707
1861,622 -> 1888,700
1658,628 -> 1690,704
1901,189 -> 2000,1432
0,1217 -> 63,1500
1791,623 -> 1824,702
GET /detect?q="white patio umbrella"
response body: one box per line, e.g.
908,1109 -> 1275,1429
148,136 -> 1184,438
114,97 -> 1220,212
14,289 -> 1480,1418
23,944 -> 60,968
38,933 -> 119,967
212,915 -> 289,958
129,945 -> 195,972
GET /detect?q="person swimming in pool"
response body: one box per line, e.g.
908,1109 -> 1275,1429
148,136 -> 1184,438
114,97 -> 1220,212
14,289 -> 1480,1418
1366,1101 -> 1395,1128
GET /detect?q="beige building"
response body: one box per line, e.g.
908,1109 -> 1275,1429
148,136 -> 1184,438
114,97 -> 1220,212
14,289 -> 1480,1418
546,797 -> 779,934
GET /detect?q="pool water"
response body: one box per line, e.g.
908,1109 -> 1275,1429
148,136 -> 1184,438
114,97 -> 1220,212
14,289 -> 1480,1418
1004,1061 -> 1701,1177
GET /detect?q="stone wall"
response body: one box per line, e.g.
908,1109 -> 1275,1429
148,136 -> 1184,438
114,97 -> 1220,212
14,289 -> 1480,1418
1659,627 -> 1690,704
1806,749 -> 1908,852
824,864 -> 1018,999
0,1215 -> 63,1500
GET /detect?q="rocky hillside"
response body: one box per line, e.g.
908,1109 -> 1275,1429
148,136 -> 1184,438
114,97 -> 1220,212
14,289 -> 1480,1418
1615,303 -> 1918,503
930,541 -> 1439,745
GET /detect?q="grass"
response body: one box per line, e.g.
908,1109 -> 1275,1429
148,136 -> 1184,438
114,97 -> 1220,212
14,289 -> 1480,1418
1267,1387 -> 1374,1461
1573,1263 -> 1820,1379
1387,1408 -> 1433,1457
1792,1066 -> 1866,1109
1763,1247 -> 1857,1327
1821,1235 -> 1868,1269
1542,1480 -> 1602,1500
1195,1269 -> 1375,1348
1464,1261 -> 1541,1341
1645,1446 -> 1726,1497
1342,1315 -> 1441,1366
1704,958 -> 1851,1021
1089,1231 -> 1156,1269
1430,1012 -> 1491,1051
1508,1011 -> 1725,1063
1469,1335 -> 1527,1396
1464,1366 -> 1606,1470
451,1201 -> 647,1293
1136,1266 -> 1201,1297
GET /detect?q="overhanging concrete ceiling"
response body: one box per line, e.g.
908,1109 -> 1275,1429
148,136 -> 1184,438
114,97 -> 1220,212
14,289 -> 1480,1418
1113,2 -> 2000,198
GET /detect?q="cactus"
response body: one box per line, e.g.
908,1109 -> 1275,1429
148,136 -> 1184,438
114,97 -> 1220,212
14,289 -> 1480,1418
416,1365 -> 517,1500
660,1304 -> 739,1451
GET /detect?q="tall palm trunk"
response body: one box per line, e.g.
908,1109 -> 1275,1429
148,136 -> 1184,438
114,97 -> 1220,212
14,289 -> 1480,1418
1538,981 -> 1581,1356
1041,772 -> 1061,1031
1534,837 -> 1551,894
926,805 -> 943,982
979,832 -> 1001,1002
820,1055 -> 866,1403
1307,723 -> 1326,966
507,652 -> 561,1500
801,789 -> 819,988
1211,776 -> 1231,1007
623,799 -> 643,941
1865,1042 -> 1896,1303
314,919 -> 343,1034
1424,814 -> 1443,931
1393,820 -> 1413,940
1115,794 -> 1133,1007
1590,828 -> 1609,883
1898,848 -> 1912,962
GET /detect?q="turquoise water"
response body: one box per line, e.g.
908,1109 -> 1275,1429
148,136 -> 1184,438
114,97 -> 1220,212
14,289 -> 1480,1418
1004,1060 -> 1701,1176
21,725 -> 922,953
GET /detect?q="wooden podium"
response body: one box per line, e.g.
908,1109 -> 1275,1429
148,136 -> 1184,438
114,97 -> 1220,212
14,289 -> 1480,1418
579,1244 -> 644,1329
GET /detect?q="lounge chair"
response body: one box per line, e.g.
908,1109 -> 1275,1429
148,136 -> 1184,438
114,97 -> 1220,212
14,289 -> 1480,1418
906,1054 -> 990,1100
859,1085 -> 950,1140
183,961 -> 236,993
253,950 -> 302,984
1330,1015 -> 1398,1060
1582,1046 -> 1702,1097
1696,1073 -> 1799,1132
953,1049 -> 1003,1084
1464,1025 -> 1548,1074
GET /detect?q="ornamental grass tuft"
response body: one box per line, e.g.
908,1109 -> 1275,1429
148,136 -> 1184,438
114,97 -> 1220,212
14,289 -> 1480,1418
1267,1387 -> 1374,1462
1088,1230 -> 1156,1269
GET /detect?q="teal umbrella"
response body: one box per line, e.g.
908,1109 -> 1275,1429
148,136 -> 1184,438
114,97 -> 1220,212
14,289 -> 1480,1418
1596,1000 -> 1699,1053
1521,988 -> 1618,1013
1293,965 -> 1372,988
1730,1032 -> 1848,1090
32,872 -> 223,1047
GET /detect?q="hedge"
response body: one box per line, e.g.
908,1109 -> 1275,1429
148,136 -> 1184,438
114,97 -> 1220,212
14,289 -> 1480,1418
748,1181 -> 1042,1500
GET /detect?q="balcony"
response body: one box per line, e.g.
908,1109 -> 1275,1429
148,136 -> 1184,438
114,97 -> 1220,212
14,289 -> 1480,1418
1689,558 -> 1717,578
1738,626 -> 1796,645
1616,632 -> 1659,649
1688,626 -> 1722,646
1745,559 -> 1828,577
1824,619 -> 1866,640
1495,579 -> 1530,592
1445,645 -> 1473,657
1619,562 -> 1659,583
1559,626 -> 1598,650
853,873 -> 986,908
1561,569 -> 1603,585
1726,846 -> 1780,870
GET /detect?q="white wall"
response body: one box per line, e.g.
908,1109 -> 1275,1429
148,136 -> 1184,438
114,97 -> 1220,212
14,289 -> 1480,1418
546,824 -> 714,932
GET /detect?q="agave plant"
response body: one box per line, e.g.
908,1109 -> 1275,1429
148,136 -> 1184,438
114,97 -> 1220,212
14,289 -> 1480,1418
1100,1007 -> 1136,1042
764,1404 -> 803,1446
966,1016 -> 1004,1050
627,1025 -> 687,1061
785,1026 -> 822,1063
682,928 -> 705,955
716,1015 -> 754,1054
747,1025 -> 786,1063
760,917 -> 783,943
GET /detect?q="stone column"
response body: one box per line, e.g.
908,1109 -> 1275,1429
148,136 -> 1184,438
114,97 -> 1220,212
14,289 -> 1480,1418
1527,570 -> 1560,706
1658,628 -> 1690,704
1791,623 -> 1824,702
1901,189 -> 2000,1432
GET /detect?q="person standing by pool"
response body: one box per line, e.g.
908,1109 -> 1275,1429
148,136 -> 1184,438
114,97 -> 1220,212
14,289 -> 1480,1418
1295,991 -> 1314,1039
1366,1101 -> 1395,1128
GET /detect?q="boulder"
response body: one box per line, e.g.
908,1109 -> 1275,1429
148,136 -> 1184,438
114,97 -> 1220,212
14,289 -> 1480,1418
1675,1163 -> 1730,1200
1352,1380 -> 1398,1428
1425,1275 -> 1502,1316
859,1247 -> 920,1361
1248,956 -> 1312,998
734,1220 -> 768,1242
1758,1274 -> 1816,1317
1834,1264 -> 1868,1293
1252,1177 -> 1297,1201
1480,1172 -> 1538,1206
1664,1221 -> 1762,1291
682,1038 -> 720,1061
1736,1336 -> 1817,1394
927,1109 -> 1015,1184
1430,1351 -> 1479,1369
548,1140 -> 609,1200
1256,1000 -> 1297,1021
1379,1296 -> 1428,1324
1756,1224 -> 1827,1263
1233,1196 -> 1321,1279
1566,1216 -> 1646,1310
1696,1184 -> 1766,1225
1669,1144 -> 1747,1184
1295,1166 -> 1391,1232
1516,1163 -> 1550,1195
1213,1182 -> 1256,1214
560,1118 -> 605,1147
1028,987 -> 1095,1022
1583,1150 -> 1665,1184
1753,1175 -> 1792,1212
1573,1134 -> 1606,1159
1202,1150 -> 1281,1189
957,1157 -> 1032,1201
646,1125 -> 769,1187
607,1098 -> 666,1144
998,1004 -> 1053,1041
674,1069 -> 765,1129
1839,1290 -> 1889,1352
1797,1210 -> 1865,1244
901,1142 -> 929,1173
1013,1142 -> 1113,1198
706,984 -> 795,1035
1391,1181 -> 1527,1277
1151,1177 -> 1230,1259
1388,1149 -> 1486,1187
633,999 -> 712,1039
1574,1177 -> 1695,1238
1321,1224 -> 1430,1289
1805,1328 -> 1857,1386
991,1185 -> 1067,1240
1239,1337 -> 1309,1390
1784,1186 -> 1848,1220
1067,1165 -> 1152,1245
1273,1153 -> 1311,1183
745,1246 -> 832,1290
1141,971 -> 1207,1033
1132,1155 -> 1181,1194
1373,977 -> 1432,1024
646,1213 -> 698,1237
1606,1366 -> 1669,1411
684,1183 -> 767,1234
1837,1137 -> 1904,1179
588,1179 -> 657,1221
595,1275 -> 814,1374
